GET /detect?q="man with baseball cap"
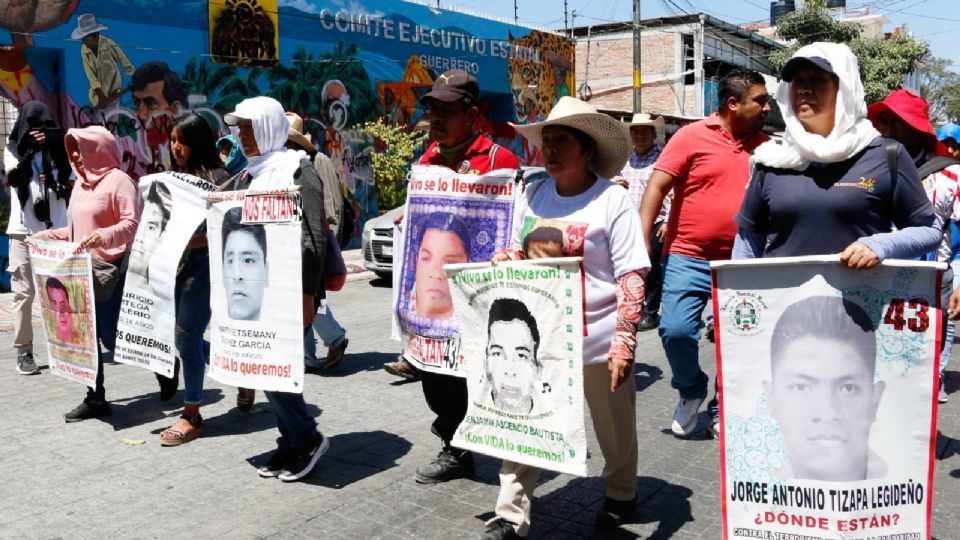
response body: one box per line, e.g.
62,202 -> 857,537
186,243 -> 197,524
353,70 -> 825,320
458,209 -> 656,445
870,89 -> 960,403
384,68 -> 520,485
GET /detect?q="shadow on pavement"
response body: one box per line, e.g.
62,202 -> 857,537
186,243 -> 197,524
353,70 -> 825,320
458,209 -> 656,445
522,475 -> 691,539
368,276 -> 392,288
94,388 -> 227,431
283,430 -> 412,489
310,351 -> 403,378
633,362 -> 663,393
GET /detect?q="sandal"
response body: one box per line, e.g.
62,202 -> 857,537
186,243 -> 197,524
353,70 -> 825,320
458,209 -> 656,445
160,414 -> 204,446
237,388 -> 255,413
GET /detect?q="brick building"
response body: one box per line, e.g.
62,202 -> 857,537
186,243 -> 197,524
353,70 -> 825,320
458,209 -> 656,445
572,14 -> 782,120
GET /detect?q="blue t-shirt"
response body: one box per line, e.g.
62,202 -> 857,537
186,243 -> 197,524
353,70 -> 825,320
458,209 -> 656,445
735,138 -> 934,258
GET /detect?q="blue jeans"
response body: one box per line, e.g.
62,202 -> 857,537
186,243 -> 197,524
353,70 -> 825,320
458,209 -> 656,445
304,303 -> 346,365
941,263 -> 959,375
266,327 -> 321,454
175,251 -> 212,405
90,274 -> 125,401
658,254 -> 712,400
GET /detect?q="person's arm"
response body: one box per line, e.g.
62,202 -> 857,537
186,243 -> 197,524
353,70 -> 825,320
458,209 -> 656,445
296,161 -> 328,300
111,38 -> 136,76
731,229 -> 765,259
609,270 -> 645,391
4,142 -> 19,175
638,170 -> 676,257
90,175 -> 141,249
853,225 -> 941,265
79,48 -> 104,105
846,144 -> 939,268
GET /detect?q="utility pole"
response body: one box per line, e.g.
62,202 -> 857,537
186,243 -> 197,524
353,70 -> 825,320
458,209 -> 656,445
514,0 -> 518,24
564,0 -> 568,34
633,0 -> 641,112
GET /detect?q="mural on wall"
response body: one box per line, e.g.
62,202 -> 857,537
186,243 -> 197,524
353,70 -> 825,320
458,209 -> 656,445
0,0 -> 78,48
209,0 -> 279,67
0,0 -> 574,245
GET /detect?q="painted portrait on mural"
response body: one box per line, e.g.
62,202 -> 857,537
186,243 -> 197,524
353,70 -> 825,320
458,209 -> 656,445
0,0 -> 77,48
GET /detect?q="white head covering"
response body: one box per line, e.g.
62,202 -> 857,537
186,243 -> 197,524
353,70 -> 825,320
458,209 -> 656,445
752,42 -> 880,171
225,96 -> 305,185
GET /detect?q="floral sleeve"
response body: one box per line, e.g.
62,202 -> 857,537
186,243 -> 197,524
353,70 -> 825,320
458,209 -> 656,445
608,270 -> 646,362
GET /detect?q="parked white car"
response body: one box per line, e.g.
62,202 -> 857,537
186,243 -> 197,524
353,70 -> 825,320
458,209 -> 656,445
362,206 -> 403,278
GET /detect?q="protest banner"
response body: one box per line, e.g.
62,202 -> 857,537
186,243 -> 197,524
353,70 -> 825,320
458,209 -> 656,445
393,164 -> 518,376
206,188 -> 305,393
29,239 -> 98,386
113,172 -> 217,377
448,258 -> 587,476
713,256 -> 941,540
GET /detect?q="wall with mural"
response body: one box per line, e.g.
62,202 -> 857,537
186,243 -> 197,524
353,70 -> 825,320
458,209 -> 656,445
0,0 -> 574,244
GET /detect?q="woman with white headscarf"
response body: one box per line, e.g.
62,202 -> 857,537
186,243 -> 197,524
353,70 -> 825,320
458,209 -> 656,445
223,97 -> 330,482
734,42 -> 937,264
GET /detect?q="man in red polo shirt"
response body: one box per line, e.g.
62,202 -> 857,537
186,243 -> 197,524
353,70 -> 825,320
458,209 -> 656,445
386,69 -> 520,484
640,68 -> 770,439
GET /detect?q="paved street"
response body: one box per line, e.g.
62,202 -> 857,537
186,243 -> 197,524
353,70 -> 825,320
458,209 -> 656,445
1,274 -> 959,539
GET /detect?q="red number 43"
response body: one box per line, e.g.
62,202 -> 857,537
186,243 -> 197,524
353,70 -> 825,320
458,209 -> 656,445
883,298 -> 930,332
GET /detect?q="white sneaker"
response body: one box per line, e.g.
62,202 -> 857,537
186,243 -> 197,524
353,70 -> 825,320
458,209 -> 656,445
671,397 -> 704,436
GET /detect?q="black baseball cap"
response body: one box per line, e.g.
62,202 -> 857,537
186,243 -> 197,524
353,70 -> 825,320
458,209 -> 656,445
420,69 -> 479,106
780,56 -> 834,82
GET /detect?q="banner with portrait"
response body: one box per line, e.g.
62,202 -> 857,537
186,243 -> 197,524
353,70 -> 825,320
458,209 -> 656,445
28,239 -> 98,386
206,188 -> 305,393
113,172 -> 217,377
712,256 -> 940,540
448,258 -> 587,476
393,165 -> 518,376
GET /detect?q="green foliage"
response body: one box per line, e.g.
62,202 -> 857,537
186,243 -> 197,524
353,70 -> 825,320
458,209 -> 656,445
360,119 -> 428,211
769,0 -> 929,103
918,56 -> 960,122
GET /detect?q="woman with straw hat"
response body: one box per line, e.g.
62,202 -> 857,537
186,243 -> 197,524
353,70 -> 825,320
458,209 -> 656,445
482,97 -> 650,539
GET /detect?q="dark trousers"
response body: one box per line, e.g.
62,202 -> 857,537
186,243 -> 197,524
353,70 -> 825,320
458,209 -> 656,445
421,371 -> 468,445
89,274 -> 125,401
262,325 -> 322,454
645,222 -> 665,315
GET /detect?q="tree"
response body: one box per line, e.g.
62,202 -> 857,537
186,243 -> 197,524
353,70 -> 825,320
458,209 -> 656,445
918,56 -> 960,123
360,119 -> 428,211
770,0 -> 929,103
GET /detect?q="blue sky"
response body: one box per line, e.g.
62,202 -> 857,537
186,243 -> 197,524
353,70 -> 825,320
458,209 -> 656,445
435,0 -> 960,67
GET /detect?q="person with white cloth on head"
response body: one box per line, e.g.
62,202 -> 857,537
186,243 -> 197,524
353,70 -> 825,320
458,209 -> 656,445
223,97 -> 331,482
733,42 -> 937,265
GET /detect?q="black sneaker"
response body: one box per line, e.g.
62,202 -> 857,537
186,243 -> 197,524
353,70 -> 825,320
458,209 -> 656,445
415,447 -> 475,484
16,352 -> 39,375
479,518 -> 523,540
596,496 -> 637,529
637,313 -> 659,331
278,433 -> 330,482
64,398 -> 111,423
257,450 -> 290,478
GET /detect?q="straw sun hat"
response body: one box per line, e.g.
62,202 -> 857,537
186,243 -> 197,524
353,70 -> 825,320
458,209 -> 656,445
511,96 -> 631,179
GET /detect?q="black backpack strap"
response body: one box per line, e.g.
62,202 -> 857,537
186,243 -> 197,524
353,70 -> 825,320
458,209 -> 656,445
884,138 -> 899,186
917,156 -> 960,180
